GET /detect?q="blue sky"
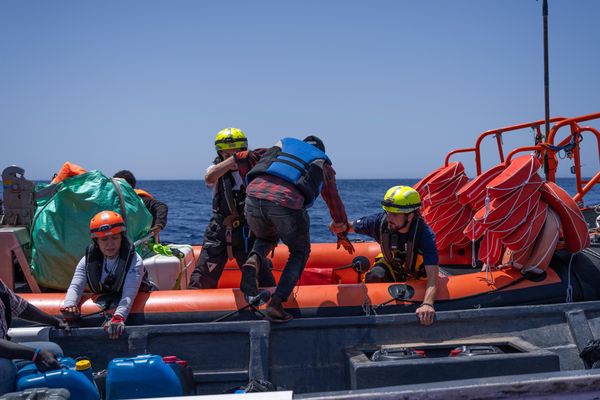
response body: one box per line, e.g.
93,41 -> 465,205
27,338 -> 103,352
1,0 -> 599,180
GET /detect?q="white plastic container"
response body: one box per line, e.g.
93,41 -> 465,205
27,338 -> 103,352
143,245 -> 194,290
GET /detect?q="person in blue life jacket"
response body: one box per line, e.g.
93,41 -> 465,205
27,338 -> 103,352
188,128 -> 277,289
337,186 -> 438,326
1,279 -> 68,395
113,170 -> 169,242
60,211 -> 153,339
235,135 -> 354,323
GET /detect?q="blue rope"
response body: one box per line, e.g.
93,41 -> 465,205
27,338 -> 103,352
243,226 -> 249,254
544,132 -> 582,156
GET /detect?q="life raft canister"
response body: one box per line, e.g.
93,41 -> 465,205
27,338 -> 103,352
247,138 -> 330,207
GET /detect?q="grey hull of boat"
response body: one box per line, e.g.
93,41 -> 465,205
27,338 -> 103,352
9,298 -> 600,399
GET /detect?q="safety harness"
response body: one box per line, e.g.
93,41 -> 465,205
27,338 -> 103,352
213,164 -> 247,260
85,237 -> 135,294
378,214 -> 424,281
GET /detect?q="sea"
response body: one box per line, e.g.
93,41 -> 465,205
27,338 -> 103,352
1,178 -> 597,245
134,178 -> 599,245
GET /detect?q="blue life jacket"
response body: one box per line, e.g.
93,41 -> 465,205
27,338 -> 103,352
247,138 -> 330,207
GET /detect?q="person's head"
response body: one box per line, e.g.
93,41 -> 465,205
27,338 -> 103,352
303,135 -> 325,152
214,128 -> 248,159
89,211 -> 126,258
113,170 -> 136,189
381,186 -> 421,232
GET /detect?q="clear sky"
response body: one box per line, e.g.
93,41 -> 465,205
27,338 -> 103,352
1,0 -> 599,180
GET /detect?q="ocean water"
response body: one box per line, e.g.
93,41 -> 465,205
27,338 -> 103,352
2,178 -> 597,245
138,178 -> 600,245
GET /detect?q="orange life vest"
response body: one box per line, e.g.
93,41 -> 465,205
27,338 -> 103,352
134,189 -> 154,199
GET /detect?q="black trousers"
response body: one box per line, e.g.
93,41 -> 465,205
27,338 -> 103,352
188,214 -> 275,289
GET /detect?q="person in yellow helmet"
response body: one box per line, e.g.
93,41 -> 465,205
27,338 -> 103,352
336,185 -> 439,326
189,128 -> 276,289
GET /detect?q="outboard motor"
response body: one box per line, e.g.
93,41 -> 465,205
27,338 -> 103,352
1,166 -> 35,227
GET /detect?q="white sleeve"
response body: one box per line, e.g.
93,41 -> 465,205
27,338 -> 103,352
63,256 -> 88,308
205,164 -> 216,188
114,254 -> 144,320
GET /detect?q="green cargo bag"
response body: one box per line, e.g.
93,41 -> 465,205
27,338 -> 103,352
30,170 -> 152,290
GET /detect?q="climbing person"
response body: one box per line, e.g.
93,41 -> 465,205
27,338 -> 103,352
113,170 -> 168,241
339,185 -> 438,326
188,128 -> 276,289
1,279 -> 67,395
61,211 -> 153,339
235,135 -> 354,322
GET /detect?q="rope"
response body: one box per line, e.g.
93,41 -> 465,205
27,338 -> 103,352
471,220 -> 477,269
543,132 -> 583,159
566,252 -> 575,303
483,190 -> 491,221
361,281 -> 374,316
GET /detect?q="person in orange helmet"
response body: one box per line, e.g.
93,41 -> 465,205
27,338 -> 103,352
61,211 -> 153,339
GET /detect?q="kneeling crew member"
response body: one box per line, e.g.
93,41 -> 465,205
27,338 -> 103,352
341,186 -> 438,326
61,211 -> 152,339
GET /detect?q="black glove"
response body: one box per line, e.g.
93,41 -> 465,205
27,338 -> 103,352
34,349 -> 61,372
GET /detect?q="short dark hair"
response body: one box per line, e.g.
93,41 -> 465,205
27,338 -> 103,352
303,135 -> 325,152
113,170 -> 136,188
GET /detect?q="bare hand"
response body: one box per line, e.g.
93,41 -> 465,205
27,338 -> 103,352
416,304 -> 435,326
35,349 -> 61,372
60,306 -> 80,322
336,234 -> 355,255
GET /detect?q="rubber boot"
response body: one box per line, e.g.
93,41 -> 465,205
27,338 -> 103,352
265,294 -> 293,323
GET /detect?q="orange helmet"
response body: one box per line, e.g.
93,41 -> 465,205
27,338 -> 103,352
89,211 -> 126,238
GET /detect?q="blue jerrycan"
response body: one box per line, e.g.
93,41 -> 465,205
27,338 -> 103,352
16,357 -> 100,400
105,354 -> 183,399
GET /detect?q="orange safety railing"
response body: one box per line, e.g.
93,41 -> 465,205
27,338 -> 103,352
506,146 -> 546,163
472,117 -> 567,175
445,117 -> 567,173
546,112 -> 600,204
444,112 -> 599,205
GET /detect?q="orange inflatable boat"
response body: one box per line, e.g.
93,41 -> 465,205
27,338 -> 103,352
9,112 -> 600,325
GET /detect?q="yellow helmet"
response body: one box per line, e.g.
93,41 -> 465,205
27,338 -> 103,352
214,128 -> 248,152
381,186 -> 421,214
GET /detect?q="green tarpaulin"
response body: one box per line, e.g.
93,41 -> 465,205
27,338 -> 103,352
30,170 -> 152,290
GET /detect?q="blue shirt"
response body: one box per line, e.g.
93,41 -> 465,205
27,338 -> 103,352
353,212 -> 439,265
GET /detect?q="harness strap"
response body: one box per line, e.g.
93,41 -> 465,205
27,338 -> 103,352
223,215 -> 235,261
271,158 -> 307,174
277,152 -> 310,169
111,178 -> 127,224
220,173 -> 240,219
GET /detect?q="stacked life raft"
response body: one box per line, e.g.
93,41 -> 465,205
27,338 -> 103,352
414,154 -> 591,275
